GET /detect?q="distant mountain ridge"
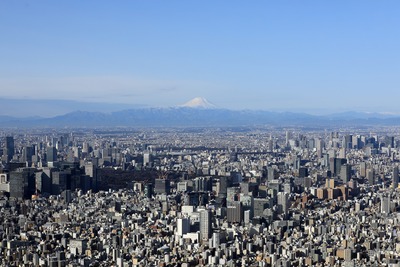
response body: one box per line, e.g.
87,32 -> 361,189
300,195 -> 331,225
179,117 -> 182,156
1,106 -> 400,128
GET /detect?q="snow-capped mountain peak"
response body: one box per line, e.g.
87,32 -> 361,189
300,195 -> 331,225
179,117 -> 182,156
180,97 -> 216,109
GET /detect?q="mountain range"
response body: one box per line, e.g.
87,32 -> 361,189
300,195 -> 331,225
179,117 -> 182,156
0,97 -> 400,128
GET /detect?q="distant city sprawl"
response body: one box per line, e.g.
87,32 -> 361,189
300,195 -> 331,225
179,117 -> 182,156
0,126 -> 399,266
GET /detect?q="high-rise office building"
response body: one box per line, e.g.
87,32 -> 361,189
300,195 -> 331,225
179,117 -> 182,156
154,179 -> 170,195
21,146 -> 34,164
316,138 -> 324,158
340,164 -> 351,184
381,196 -> 391,214
144,183 -> 153,198
392,166 -> 399,189
367,169 -> 375,185
177,218 -> 190,237
343,135 -> 352,149
285,131 -> 290,147
143,151 -> 152,167
254,198 -> 271,217
35,171 -> 52,195
9,168 -> 36,199
5,136 -> 14,162
227,201 -> 242,223
212,232 -> 220,248
331,158 -> 347,177
194,177 -> 212,192
385,136 -> 395,148
277,192 -> 289,214
268,138 -> 274,151
240,193 -> 254,219
352,135 -> 361,149
47,146 -> 57,163
360,162 -> 367,177
51,171 -> 67,195
82,142 -> 89,153
200,209 -> 212,241
217,176 -> 229,198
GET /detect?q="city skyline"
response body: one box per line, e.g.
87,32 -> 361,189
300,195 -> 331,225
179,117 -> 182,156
1,1 -> 400,115
0,126 -> 399,266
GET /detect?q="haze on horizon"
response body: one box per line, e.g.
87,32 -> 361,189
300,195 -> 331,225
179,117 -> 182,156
1,1 -> 400,117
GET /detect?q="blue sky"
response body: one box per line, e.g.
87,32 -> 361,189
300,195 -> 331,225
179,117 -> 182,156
1,1 -> 399,115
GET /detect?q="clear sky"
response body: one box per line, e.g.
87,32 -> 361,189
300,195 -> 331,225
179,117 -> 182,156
1,1 -> 400,115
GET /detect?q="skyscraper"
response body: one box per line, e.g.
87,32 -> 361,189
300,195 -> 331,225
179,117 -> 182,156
392,166 -> 399,189
381,196 -> 391,214
277,192 -> 289,214
177,218 -> 190,237
5,136 -> 14,162
332,158 -> 347,177
360,162 -> 367,177
343,135 -> 352,149
285,131 -> 290,147
367,168 -> 375,185
154,179 -> 170,195
143,151 -> 152,167
254,198 -> 270,217
200,209 -> 212,241
21,146 -> 34,164
47,146 -> 57,163
340,164 -> 351,184
227,201 -> 242,223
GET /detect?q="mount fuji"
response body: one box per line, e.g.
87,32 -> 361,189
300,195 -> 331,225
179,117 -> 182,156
180,97 -> 217,109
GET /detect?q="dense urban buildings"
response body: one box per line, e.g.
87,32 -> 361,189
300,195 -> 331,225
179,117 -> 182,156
0,126 -> 400,266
